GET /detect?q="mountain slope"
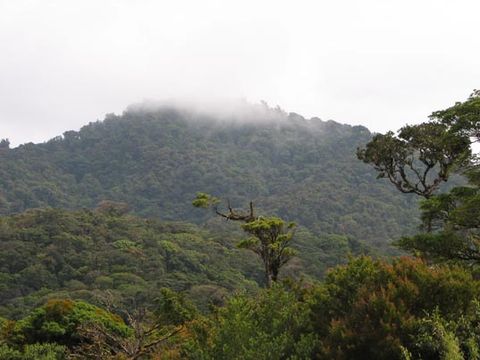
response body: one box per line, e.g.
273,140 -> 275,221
0,103 -> 418,251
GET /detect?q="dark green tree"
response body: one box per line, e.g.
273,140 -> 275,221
397,91 -> 480,263
431,89 -> 480,140
184,284 -> 317,360
193,193 -> 296,287
398,167 -> 480,263
359,90 -> 480,264
357,122 -> 470,199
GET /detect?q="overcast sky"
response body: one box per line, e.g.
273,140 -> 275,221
1,0 -> 479,146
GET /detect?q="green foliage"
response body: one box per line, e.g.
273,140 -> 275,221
2,257 -> 480,359
0,292 -> 196,359
184,284 -> 317,360
309,256 -> 480,359
353,90 -> 480,358
0,343 -> 66,360
0,105 -> 420,255
360,90 -> 480,267
192,193 -> 219,209
156,287 -> 197,326
430,89 -> 480,139
239,217 -> 297,286
12,299 -> 130,346
0,208 -> 260,319
398,165 -> 480,264
72,288 -> 196,359
357,122 -> 469,198
182,256 -> 480,359
411,311 -> 463,360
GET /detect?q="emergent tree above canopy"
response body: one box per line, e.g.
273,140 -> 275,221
357,122 -> 470,199
193,193 -> 296,287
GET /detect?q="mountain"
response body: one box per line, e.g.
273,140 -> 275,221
0,102 -> 418,252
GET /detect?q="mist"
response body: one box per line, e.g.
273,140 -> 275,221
1,0 -> 480,146
125,98 -> 293,124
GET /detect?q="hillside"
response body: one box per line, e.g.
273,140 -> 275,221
0,102 -> 418,251
0,207 -> 260,318
0,206 -> 366,319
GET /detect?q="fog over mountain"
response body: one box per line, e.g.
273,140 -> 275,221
126,99 -> 292,125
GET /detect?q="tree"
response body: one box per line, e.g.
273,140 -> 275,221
72,288 -> 195,359
19,299 -> 130,346
193,193 -> 296,287
397,92 -> 480,262
397,167 -> 480,263
359,90 -> 480,263
184,284 -> 317,360
0,343 -> 67,360
430,89 -> 480,141
239,217 -> 296,287
309,256 -> 480,360
357,122 -> 470,199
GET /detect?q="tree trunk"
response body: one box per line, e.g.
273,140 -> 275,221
264,262 -> 271,288
271,267 -> 279,283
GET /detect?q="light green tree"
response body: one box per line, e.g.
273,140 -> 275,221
193,193 -> 296,287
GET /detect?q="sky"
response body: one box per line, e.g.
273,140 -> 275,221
1,0 -> 479,146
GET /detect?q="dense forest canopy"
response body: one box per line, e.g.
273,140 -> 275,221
0,102 -> 418,255
0,206 -> 267,318
0,205 -> 369,320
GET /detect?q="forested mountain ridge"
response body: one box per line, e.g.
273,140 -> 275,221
0,102 -> 418,251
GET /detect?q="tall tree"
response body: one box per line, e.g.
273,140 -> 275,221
357,122 -> 470,199
193,193 -> 296,287
359,90 -> 480,264
398,167 -> 480,263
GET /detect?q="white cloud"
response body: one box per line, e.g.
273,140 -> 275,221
0,0 -> 479,145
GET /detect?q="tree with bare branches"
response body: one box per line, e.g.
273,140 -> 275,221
71,288 -> 195,359
193,193 -> 296,287
359,90 -> 480,264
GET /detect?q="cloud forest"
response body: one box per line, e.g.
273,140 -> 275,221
0,92 -> 480,359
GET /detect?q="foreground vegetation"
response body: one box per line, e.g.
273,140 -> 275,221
1,257 -> 479,359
